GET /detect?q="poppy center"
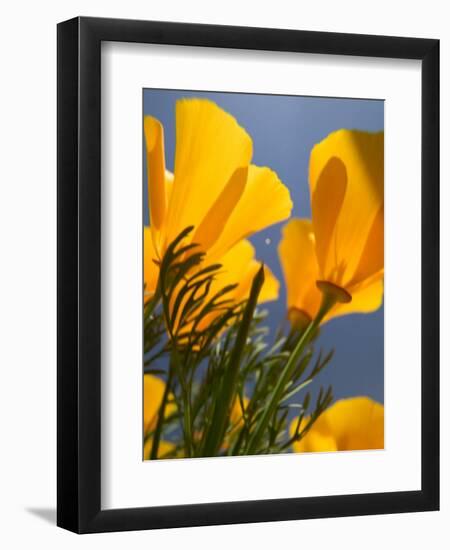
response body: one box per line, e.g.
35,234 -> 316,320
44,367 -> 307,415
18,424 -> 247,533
316,280 -> 352,304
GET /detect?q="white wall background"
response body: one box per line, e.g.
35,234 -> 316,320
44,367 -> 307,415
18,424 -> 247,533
0,1 -> 447,547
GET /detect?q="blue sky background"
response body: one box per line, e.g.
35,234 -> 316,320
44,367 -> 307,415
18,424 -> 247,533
143,89 -> 384,406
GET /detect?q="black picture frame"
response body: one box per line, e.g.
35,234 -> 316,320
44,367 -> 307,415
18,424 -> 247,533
57,16 -> 439,533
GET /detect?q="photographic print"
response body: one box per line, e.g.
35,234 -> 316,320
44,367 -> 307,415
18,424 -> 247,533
57,18 -> 439,531
143,90 -> 384,460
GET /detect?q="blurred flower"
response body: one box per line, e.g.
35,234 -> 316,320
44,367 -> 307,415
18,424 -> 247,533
143,374 -> 177,459
143,98 -> 292,301
309,129 -> 384,310
291,396 -> 384,452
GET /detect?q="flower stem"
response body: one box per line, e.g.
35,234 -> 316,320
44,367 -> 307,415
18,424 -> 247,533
182,371 -> 194,457
170,348 -> 194,457
150,364 -> 173,460
245,289 -> 338,455
144,283 -> 161,316
201,265 -> 265,457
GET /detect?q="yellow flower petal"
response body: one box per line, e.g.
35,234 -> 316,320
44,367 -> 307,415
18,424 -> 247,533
209,165 -> 293,260
258,264 -> 279,302
143,374 -> 166,433
192,166 -> 247,251
309,129 -> 384,289
292,396 -> 384,453
213,239 -> 279,304
230,396 -> 249,428
143,374 -> 177,434
348,206 -> 384,288
278,218 -> 383,325
310,157 -> 347,282
143,438 -> 176,460
278,218 -> 322,321
144,116 -> 167,231
143,100 -> 290,340
293,423 -> 338,453
329,275 -> 384,320
223,395 -> 249,448
143,375 -> 178,459
181,240 -> 278,337
163,99 -> 253,250
144,226 -> 160,300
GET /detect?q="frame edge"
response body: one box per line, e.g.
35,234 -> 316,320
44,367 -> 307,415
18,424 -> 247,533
420,38 -> 440,512
57,16 -> 81,533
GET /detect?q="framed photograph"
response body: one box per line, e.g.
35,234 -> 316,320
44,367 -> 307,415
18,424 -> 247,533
57,16 -> 439,533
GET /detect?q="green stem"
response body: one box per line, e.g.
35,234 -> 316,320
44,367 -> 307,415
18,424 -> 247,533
170,347 -> 194,458
157,246 -> 194,456
144,283 -> 161,316
201,265 -> 265,457
229,423 -> 247,456
245,290 -> 338,455
182,358 -> 194,457
150,365 -> 173,460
